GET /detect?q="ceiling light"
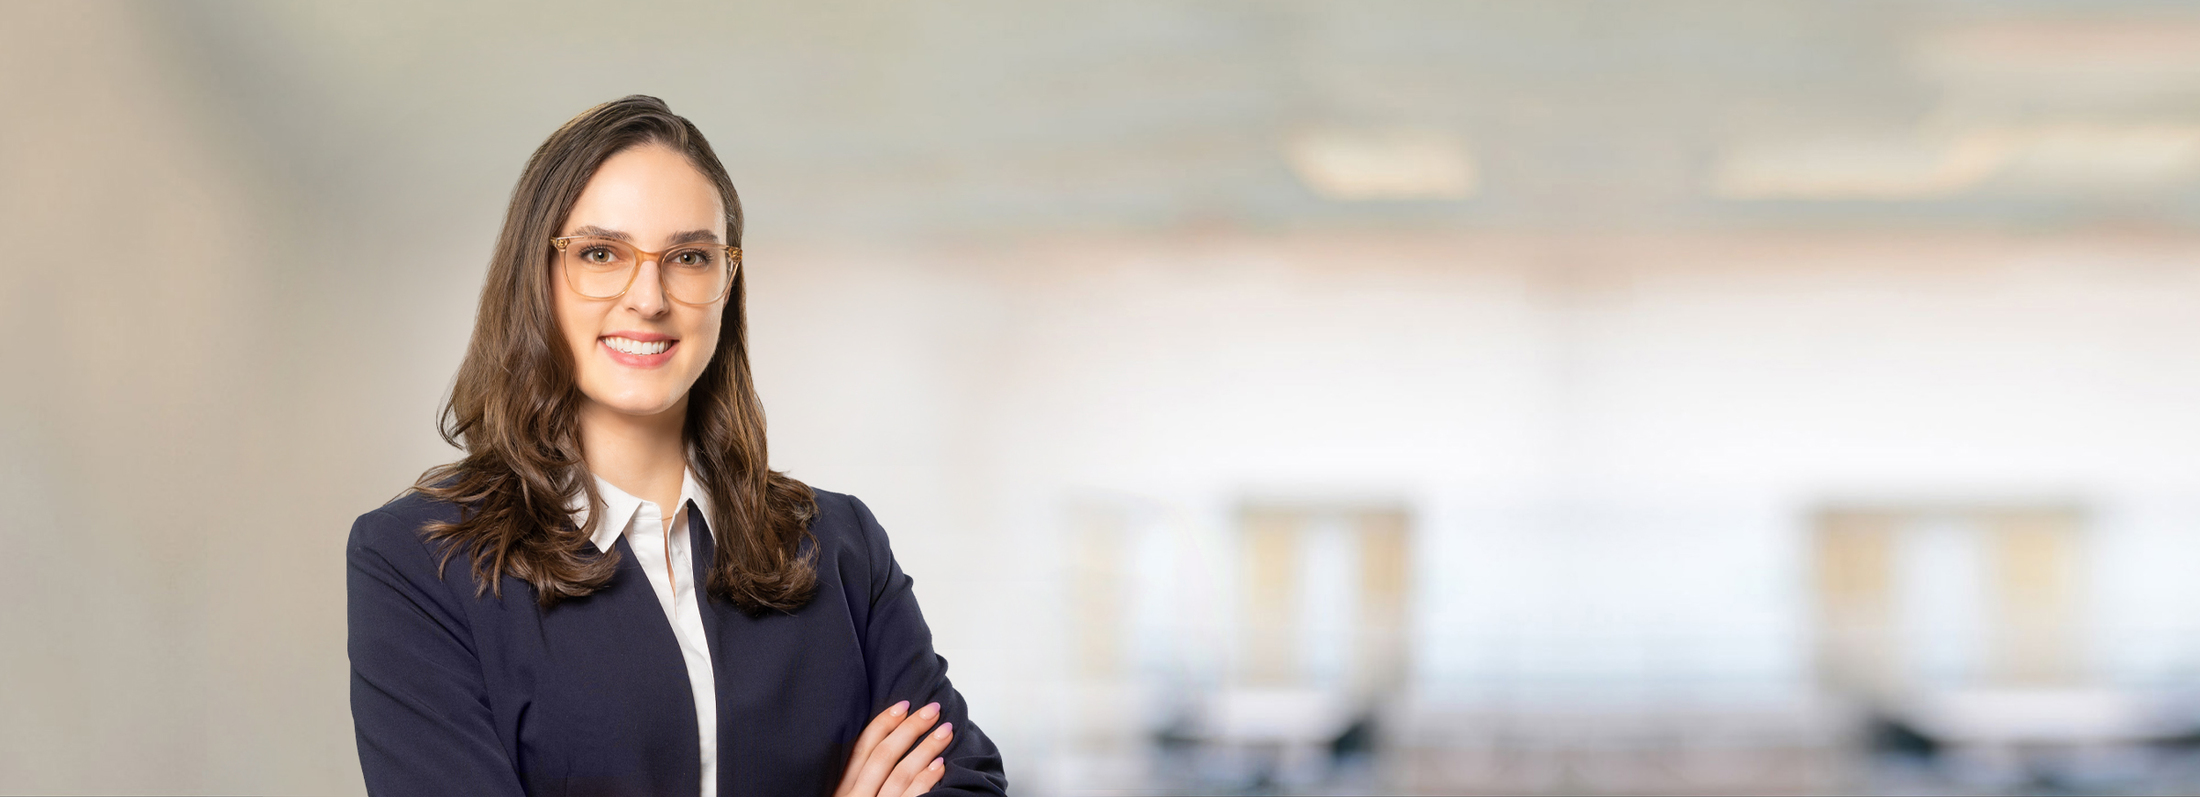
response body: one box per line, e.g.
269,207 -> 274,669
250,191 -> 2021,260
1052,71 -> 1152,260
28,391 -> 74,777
1285,127 -> 1477,201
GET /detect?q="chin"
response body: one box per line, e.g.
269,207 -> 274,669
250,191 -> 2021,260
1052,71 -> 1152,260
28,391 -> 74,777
584,383 -> 685,418
614,396 -> 684,417
612,401 -> 681,418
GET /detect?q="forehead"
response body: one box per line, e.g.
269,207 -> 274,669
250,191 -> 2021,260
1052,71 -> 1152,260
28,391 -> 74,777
564,143 -> 725,237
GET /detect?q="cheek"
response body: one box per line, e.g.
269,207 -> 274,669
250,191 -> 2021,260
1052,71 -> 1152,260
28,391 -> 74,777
554,286 -> 602,357
684,314 -> 725,368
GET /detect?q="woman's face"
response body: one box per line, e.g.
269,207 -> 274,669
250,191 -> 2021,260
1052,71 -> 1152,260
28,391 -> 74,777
554,143 -> 727,421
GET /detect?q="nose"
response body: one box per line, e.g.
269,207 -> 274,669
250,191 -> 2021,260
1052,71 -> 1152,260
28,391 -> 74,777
621,255 -> 670,318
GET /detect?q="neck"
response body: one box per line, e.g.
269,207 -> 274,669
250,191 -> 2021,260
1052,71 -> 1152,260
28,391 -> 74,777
577,397 -> 689,514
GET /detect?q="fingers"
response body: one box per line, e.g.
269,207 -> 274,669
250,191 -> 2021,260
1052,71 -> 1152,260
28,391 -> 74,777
881,719 -> 954,797
851,701 -> 943,797
898,755 -> 947,797
834,701 -> 911,797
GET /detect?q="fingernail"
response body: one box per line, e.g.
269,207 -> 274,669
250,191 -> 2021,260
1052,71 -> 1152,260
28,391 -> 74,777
930,757 -> 943,771
935,722 -> 953,739
890,700 -> 909,717
920,702 -> 940,718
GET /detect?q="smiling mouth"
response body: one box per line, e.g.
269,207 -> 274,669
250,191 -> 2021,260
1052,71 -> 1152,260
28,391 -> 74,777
602,336 -> 675,356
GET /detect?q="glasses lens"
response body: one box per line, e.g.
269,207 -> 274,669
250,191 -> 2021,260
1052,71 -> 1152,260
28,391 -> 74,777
563,238 -> 636,298
660,245 -> 732,304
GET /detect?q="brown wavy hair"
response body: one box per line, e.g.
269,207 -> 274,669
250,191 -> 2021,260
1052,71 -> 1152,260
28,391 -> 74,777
414,95 -> 818,615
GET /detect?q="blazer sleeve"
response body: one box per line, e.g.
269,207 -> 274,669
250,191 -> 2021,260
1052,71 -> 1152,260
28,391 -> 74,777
347,509 -> 528,797
847,495 -> 1011,795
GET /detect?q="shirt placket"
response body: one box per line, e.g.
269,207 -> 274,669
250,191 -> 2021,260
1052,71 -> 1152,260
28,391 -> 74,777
669,504 -> 692,607
632,502 -> 675,618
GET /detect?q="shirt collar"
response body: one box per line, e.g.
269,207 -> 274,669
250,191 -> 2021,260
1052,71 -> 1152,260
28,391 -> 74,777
569,467 -> 712,553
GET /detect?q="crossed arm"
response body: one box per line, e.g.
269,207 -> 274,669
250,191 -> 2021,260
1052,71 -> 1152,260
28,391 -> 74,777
835,699 -> 957,796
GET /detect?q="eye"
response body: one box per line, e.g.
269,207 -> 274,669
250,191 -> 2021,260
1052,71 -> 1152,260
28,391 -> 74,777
579,247 -> 617,264
670,249 -> 715,268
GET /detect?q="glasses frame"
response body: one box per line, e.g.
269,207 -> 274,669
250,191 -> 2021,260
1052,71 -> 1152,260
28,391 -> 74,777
549,235 -> 742,306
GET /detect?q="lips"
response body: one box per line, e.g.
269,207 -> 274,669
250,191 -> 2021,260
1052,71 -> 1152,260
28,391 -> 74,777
599,335 -> 678,368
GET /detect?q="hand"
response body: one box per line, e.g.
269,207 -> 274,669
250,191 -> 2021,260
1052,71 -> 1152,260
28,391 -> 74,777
833,699 -> 955,797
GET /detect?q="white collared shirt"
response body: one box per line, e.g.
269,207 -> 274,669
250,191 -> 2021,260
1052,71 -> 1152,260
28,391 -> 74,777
571,470 -> 719,797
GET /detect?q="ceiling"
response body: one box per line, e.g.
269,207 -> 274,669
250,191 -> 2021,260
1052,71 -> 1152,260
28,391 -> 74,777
142,0 -> 2200,241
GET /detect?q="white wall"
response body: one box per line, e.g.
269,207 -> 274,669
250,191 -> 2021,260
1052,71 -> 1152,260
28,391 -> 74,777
748,232 -> 2200,732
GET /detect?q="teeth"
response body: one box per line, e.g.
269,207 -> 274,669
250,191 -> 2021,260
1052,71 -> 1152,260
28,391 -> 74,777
604,337 -> 670,356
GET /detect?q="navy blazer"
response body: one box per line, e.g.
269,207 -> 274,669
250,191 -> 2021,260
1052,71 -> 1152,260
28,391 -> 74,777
347,488 -> 1008,796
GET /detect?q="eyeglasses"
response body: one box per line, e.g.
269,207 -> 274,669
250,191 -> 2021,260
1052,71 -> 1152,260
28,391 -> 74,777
550,235 -> 740,305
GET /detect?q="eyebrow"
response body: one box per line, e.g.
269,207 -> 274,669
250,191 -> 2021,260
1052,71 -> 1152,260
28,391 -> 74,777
567,225 -> 723,246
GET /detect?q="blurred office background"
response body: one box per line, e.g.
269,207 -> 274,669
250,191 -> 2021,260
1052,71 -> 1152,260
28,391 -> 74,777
12,1 -> 2200,794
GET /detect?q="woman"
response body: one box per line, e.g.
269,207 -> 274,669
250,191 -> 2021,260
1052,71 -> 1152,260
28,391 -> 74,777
347,96 -> 1007,796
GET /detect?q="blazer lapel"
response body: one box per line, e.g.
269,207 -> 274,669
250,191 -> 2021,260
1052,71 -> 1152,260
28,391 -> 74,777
535,535 -> 703,795
693,512 -> 867,797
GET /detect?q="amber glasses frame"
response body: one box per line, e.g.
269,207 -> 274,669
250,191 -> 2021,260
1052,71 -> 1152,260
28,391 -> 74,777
549,235 -> 742,306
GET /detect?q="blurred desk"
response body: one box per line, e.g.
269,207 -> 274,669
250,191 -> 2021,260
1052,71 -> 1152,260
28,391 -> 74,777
1908,687 -> 2173,745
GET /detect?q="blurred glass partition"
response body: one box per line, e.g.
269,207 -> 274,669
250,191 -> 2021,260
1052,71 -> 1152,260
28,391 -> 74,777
1989,511 -> 2082,686
1813,505 -> 2085,695
1237,504 -> 1412,697
1069,502 -> 1130,682
1815,510 -> 1902,696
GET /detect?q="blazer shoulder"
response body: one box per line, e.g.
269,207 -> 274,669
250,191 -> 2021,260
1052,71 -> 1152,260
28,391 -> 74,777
805,487 -> 891,562
348,489 -> 466,561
